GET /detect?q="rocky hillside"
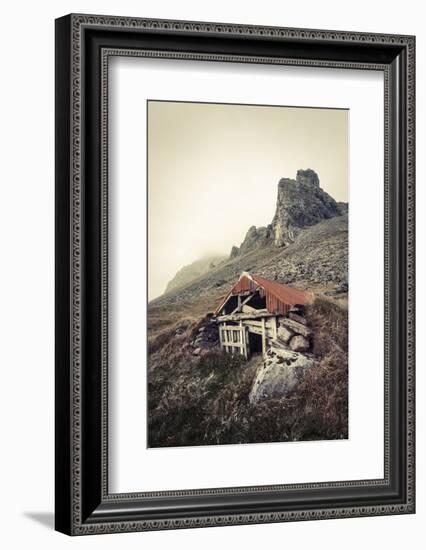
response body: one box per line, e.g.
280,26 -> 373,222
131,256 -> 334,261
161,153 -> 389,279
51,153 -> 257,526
153,169 -> 348,308
148,169 -> 349,447
164,255 -> 226,294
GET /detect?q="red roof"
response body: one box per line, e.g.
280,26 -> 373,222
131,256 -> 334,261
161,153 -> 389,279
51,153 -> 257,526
215,273 -> 311,316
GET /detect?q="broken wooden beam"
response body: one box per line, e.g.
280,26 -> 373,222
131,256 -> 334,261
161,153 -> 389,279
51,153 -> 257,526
217,309 -> 272,322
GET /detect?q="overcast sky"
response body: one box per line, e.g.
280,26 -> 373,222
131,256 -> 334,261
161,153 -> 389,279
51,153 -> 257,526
148,101 -> 348,300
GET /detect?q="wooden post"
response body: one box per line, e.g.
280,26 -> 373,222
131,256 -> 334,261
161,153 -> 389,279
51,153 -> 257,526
261,317 -> 266,357
239,320 -> 245,358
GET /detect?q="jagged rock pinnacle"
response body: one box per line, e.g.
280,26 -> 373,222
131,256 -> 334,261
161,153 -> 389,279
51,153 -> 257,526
271,169 -> 341,247
230,169 -> 343,256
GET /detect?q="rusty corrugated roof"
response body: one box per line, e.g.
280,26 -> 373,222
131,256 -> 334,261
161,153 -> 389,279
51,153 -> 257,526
214,272 -> 311,315
251,274 -> 309,307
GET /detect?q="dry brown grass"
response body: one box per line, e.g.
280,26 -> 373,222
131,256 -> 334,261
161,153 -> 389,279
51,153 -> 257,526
147,292 -> 348,447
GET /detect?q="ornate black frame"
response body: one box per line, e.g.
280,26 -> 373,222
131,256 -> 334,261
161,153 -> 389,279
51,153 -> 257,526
55,14 -> 415,535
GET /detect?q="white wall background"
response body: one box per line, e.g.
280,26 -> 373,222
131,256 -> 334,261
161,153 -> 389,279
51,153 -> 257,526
0,0 -> 423,548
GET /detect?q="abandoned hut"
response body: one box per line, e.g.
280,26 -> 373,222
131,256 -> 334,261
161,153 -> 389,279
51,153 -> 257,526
214,272 -> 311,359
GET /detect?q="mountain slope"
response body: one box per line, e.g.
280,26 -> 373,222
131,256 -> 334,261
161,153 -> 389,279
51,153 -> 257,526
152,214 -> 347,308
164,255 -> 226,295
153,169 -> 348,310
148,168 -> 348,448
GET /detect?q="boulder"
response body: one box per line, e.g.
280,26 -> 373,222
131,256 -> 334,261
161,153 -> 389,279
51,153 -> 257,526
288,312 -> 307,325
290,304 -> 305,314
249,347 -> 314,404
289,335 -> 310,352
280,318 -> 312,339
277,324 -> 293,344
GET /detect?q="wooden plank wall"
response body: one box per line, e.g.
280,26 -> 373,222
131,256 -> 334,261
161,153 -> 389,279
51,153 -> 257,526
219,316 -> 278,359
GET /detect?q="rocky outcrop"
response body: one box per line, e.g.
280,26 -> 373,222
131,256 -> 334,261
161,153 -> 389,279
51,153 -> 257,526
164,255 -> 226,295
295,168 -> 320,187
337,202 -> 349,215
191,316 -> 220,356
229,225 -> 272,258
230,246 -> 240,259
271,169 -> 341,247
249,347 -> 314,403
249,305 -> 314,403
229,169 -> 343,258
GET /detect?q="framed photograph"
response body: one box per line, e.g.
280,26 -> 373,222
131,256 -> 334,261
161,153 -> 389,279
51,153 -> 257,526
55,14 -> 415,535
